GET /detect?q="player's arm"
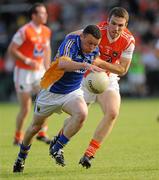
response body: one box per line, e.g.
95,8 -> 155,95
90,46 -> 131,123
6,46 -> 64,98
56,37 -> 103,72
94,42 -> 135,76
57,56 -> 103,72
55,38 -> 87,71
8,42 -> 29,64
8,31 -> 38,68
43,41 -> 51,70
94,57 -> 131,76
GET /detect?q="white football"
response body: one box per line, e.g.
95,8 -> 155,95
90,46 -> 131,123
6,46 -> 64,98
85,72 -> 109,94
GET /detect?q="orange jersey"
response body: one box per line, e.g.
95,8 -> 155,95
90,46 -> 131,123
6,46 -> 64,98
97,21 -> 135,64
14,22 -> 51,70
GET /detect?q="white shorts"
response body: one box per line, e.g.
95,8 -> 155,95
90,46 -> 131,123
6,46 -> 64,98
13,66 -> 45,92
34,88 -> 84,116
82,73 -> 120,103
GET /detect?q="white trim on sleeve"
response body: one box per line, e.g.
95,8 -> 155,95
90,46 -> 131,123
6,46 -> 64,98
121,43 -> 135,59
12,30 -> 24,46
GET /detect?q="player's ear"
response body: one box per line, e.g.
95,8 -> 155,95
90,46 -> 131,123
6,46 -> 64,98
80,33 -> 84,40
107,17 -> 110,23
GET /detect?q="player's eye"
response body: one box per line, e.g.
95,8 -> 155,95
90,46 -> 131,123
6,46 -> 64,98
118,24 -> 124,27
111,22 -> 116,25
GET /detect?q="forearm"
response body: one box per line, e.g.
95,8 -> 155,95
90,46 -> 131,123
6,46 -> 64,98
44,46 -> 51,70
11,49 -> 31,64
58,59 -> 88,72
8,43 -> 29,64
100,61 -> 126,75
94,58 -> 128,76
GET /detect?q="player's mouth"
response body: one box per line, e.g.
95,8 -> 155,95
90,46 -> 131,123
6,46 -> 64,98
113,31 -> 119,35
112,31 -> 119,38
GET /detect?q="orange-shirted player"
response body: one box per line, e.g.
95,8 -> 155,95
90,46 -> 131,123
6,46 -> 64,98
49,7 -> 135,168
79,7 -> 135,168
8,3 -> 52,145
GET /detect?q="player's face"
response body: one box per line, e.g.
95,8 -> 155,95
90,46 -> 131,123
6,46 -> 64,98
108,15 -> 127,39
81,34 -> 101,54
33,6 -> 48,25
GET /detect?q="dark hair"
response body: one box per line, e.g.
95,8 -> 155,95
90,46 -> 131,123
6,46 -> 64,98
28,3 -> 46,19
83,25 -> 101,39
108,7 -> 129,23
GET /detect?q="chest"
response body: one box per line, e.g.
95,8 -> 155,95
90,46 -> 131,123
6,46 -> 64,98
99,32 -> 127,63
25,28 -> 47,46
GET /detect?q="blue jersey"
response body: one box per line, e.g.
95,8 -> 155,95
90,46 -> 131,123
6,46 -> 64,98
40,34 -> 99,94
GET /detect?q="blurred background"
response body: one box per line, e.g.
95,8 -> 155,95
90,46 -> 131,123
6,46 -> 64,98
0,0 -> 159,101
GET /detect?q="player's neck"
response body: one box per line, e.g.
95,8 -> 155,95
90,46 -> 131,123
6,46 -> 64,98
30,21 -> 42,33
31,20 -> 41,27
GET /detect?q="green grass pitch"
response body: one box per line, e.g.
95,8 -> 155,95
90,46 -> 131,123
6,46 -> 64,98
1,98 -> 159,179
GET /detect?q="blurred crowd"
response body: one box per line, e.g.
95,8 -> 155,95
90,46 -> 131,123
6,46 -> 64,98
0,0 -> 159,100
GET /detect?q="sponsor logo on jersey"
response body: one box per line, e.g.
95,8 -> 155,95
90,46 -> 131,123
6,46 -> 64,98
33,43 -> 44,57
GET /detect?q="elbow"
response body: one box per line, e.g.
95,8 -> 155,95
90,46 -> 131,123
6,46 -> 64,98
8,46 -> 13,55
118,68 -> 127,76
119,72 -> 126,76
57,60 -> 66,70
9,47 -> 17,58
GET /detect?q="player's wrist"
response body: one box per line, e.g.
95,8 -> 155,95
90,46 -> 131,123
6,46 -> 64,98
24,58 -> 31,65
84,62 -> 92,70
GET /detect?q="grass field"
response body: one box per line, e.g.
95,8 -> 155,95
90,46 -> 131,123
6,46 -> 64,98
1,98 -> 159,179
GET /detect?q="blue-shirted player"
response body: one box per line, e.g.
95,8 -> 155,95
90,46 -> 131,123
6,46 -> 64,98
13,25 -> 104,172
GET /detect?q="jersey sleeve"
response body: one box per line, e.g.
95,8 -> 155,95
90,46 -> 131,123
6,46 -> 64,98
12,27 -> 25,46
56,37 -> 75,60
121,43 -> 135,59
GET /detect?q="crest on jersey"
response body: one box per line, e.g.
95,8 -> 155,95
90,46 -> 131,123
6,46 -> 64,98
112,51 -> 118,57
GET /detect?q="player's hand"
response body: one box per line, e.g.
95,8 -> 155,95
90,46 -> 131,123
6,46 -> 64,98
91,64 -> 105,72
24,58 -> 39,69
85,63 -> 104,72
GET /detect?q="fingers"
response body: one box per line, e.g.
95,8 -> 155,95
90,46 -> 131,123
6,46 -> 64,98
84,63 -> 104,72
91,65 -> 105,72
24,58 -> 39,69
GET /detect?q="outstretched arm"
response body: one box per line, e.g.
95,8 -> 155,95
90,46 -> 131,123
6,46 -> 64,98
94,57 -> 131,76
57,56 -> 104,72
94,42 -> 135,76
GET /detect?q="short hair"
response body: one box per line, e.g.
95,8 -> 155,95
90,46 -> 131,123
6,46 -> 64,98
28,3 -> 46,19
108,7 -> 129,23
83,25 -> 101,39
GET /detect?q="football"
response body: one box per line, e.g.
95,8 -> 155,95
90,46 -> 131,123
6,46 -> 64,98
85,72 -> 109,94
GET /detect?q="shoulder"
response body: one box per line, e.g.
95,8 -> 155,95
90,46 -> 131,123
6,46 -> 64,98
17,23 -> 30,34
59,35 -> 77,51
97,21 -> 108,30
66,34 -> 78,41
122,28 -> 135,45
12,23 -> 30,41
64,34 -> 78,46
41,25 -> 51,34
